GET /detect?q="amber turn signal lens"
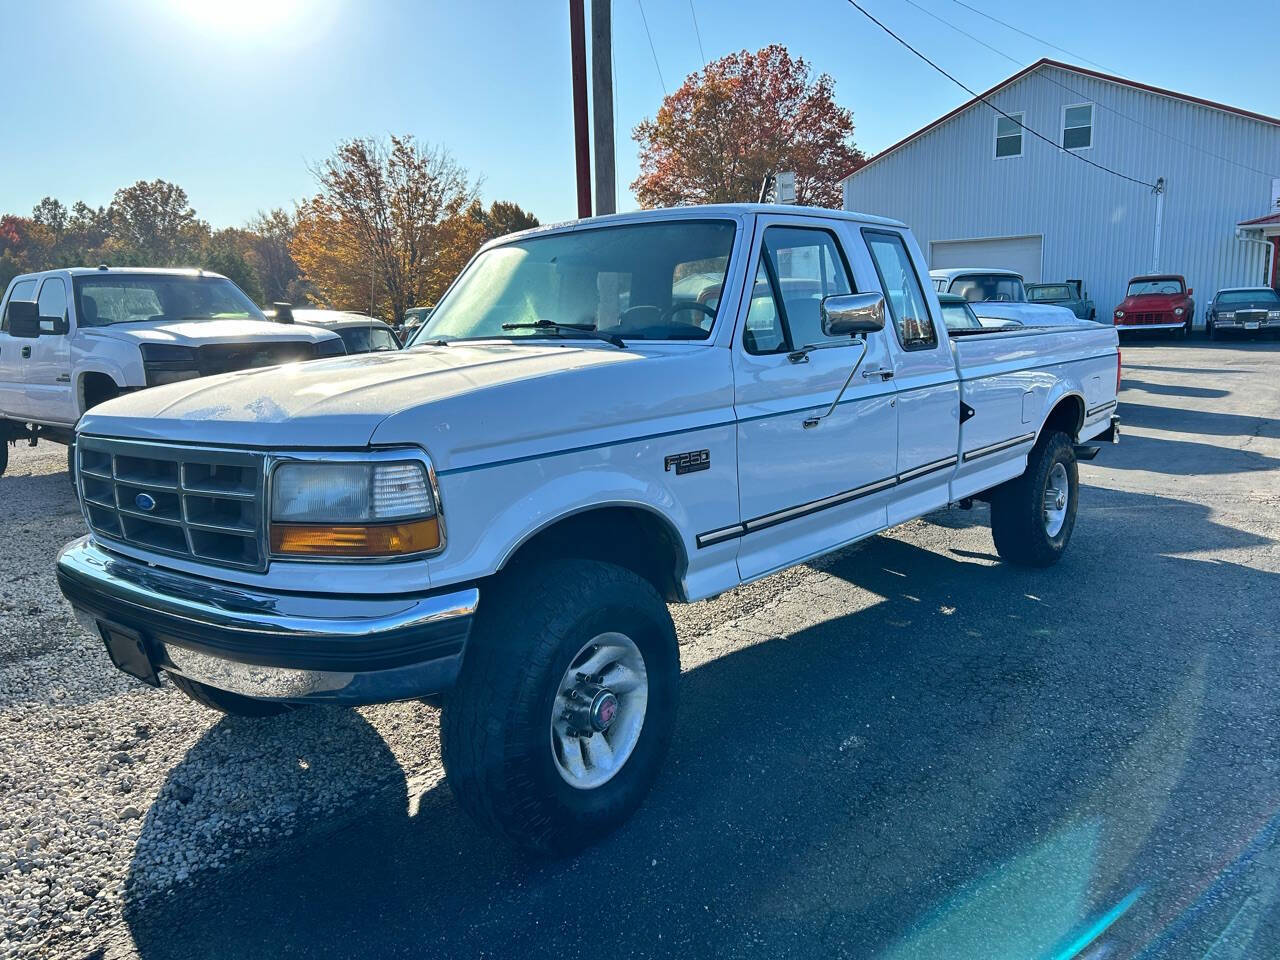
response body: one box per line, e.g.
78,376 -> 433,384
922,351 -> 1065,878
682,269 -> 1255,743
270,518 -> 441,557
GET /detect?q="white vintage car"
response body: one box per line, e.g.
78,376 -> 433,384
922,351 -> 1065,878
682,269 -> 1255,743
57,205 -> 1120,853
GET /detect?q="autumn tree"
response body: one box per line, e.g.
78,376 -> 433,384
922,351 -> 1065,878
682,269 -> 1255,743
471,200 -> 540,242
632,45 -> 865,209
104,179 -> 209,264
245,208 -> 303,303
291,136 -> 480,323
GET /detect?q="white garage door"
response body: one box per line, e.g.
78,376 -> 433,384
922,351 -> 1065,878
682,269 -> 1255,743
929,235 -> 1044,283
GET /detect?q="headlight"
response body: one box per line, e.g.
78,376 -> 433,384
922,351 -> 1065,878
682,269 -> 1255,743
269,459 -> 441,557
1114,310 -> 1124,319
1268,310 -> 1280,320
1174,307 -> 1184,316
140,343 -> 200,386
315,336 -> 346,357
1219,311 -> 1235,320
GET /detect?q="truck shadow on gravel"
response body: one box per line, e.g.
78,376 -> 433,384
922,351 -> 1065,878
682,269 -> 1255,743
117,488 -> 1280,959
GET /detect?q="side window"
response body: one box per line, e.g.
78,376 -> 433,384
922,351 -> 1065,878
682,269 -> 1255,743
37,277 -> 68,333
1063,104 -> 1093,150
742,226 -> 854,355
863,231 -> 938,351
1,279 -> 39,332
995,112 -> 1024,158
370,328 -> 398,351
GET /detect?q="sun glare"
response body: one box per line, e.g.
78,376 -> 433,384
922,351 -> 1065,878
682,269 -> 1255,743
166,0 -> 306,32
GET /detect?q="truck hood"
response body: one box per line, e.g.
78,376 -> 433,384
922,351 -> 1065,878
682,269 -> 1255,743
1118,293 -> 1187,311
79,342 -> 701,455
86,318 -> 338,347
968,302 -> 1087,327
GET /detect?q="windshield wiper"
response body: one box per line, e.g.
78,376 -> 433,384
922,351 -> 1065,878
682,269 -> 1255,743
500,319 -> 626,349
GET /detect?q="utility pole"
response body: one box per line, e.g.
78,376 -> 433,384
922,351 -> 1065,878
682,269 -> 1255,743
1152,176 -> 1165,274
569,0 -> 592,219
591,0 -> 615,215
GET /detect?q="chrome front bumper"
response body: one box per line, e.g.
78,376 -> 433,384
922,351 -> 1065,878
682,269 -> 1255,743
56,537 -> 478,705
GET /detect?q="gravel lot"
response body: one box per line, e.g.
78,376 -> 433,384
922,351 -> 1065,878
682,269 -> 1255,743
2,337 -> 1279,959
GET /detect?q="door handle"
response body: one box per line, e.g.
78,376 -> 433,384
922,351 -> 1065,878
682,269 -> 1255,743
21,346 -> 31,359
862,367 -> 894,380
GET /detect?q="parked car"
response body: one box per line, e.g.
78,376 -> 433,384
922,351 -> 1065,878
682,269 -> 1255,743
1026,280 -> 1096,322
0,267 -> 345,478
274,307 -> 401,353
929,268 -> 1081,327
58,205 -> 1120,854
401,305 -> 433,339
1112,275 -> 1195,337
1205,287 -> 1280,339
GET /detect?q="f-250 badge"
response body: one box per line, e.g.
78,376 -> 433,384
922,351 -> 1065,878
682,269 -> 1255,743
664,450 -> 710,476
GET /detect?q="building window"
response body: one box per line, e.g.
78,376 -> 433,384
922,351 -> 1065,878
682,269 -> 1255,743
994,113 -> 1023,158
1063,103 -> 1093,150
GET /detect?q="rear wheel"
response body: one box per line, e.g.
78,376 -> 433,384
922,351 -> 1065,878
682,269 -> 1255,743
0,440 -> 7,478
441,558 -> 679,855
990,430 -> 1079,567
167,673 -> 299,718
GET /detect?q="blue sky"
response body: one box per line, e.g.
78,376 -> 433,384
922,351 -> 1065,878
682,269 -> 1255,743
4,0 -> 1276,227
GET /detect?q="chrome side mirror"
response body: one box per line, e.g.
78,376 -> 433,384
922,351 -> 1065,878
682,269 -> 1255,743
821,293 -> 886,337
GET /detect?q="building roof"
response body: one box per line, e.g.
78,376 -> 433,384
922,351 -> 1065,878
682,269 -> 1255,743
844,59 -> 1280,182
1238,212 -> 1280,227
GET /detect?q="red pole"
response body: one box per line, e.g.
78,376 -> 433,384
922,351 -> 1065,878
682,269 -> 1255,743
569,0 -> 592,219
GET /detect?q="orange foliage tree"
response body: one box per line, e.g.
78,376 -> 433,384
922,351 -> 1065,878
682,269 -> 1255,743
291,136 -> 482,322
632,45 -> 865,209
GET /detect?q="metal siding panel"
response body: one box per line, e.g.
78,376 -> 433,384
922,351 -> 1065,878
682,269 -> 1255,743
845,65 -> 1280,325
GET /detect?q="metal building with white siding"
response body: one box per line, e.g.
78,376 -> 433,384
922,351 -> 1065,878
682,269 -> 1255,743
842,60 -> 1280,326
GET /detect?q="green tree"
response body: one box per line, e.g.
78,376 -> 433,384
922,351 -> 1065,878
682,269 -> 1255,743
104,179 -> 209,264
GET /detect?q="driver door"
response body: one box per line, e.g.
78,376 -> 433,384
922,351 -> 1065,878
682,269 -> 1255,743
731,216 -> 898,582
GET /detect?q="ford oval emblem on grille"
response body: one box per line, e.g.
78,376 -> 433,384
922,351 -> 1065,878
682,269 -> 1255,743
134,493 -> 157,512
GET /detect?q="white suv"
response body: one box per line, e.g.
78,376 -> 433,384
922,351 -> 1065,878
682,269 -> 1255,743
0,267 -> 344,476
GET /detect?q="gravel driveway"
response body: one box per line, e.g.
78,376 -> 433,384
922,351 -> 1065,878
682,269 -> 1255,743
3,337 -> 1279,959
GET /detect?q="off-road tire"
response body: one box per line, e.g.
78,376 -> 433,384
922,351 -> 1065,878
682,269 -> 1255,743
167,673 -> 299,718
441,558 -> 679,855
989,430 -> 1079,568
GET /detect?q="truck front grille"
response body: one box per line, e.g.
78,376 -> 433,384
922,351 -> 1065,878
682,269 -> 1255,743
77,436 -> 266,571
1130,311 -> 1168,324
197,341 -> 318,377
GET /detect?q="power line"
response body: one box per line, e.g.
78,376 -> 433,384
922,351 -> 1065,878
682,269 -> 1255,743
901,0 -> 1280,181
636,0 -> 667,95
948,0 -> 1110,71
688,0 -> 707,66
841,0 -> 1157,189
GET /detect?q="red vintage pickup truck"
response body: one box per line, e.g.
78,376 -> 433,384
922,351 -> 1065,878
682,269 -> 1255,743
1113,275 -> 1195,337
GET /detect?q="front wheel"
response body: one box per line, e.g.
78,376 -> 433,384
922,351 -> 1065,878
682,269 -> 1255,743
441,558 -> 679,855
989,431 -> 1079,567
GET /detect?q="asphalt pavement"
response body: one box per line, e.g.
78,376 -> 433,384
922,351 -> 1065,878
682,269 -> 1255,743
9,336 -> 1280,960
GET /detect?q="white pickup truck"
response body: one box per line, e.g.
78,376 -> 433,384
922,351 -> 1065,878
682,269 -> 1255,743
56,205 -> 1120,853
0,267 -> 344,476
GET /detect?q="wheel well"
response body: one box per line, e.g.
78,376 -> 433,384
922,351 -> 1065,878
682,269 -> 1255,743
501,506 -> 687,602
80,373 -> 120,414
1041,394 -> 1084,442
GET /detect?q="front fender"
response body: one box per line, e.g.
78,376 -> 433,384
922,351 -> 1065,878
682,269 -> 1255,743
422,418 -> 739,596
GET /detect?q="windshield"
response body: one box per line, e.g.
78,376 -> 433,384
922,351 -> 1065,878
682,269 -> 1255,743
338,325 -> 400,353
1217,289 -> 1279,305
939,300 -> 982,331
1028,284 -> 1073,301
949,274 -> 1025,303
1127,279 -> 1184,296
417,219 -> 737,344
73,274 -> 265,327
